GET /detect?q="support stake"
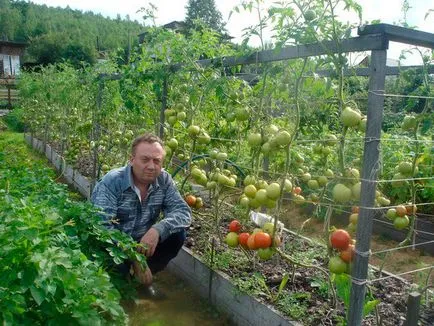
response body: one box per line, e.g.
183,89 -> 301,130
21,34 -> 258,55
348,48 -> 388,325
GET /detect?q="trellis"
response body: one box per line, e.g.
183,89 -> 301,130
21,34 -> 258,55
94,23 -> 434,325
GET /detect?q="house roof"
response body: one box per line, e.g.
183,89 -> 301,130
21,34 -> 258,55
0,40 -> 28,48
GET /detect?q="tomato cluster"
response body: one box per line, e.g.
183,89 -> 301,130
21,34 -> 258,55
225,220 -> 282,260
184,194 -> 203,209
329,229 -> 355,274
385,204 -> 413,230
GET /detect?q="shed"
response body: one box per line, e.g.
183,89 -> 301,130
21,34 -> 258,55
0,40 -> 27,77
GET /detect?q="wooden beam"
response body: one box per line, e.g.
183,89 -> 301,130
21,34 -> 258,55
358,24 -> 434,49
172,34 -> 388,71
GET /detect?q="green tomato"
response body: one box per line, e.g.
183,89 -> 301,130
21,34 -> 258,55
247,133 -> 262,147
332,183 -> 352,203
394,216 -> 410,230
255,189 -> 268,205
225,232 -> 239,247
188,125 -> 201,137
266,183 -> 281,200
341,107 -> 362,127
329,256 -> 347,274
257,247 -> 274,260
275,130 -> 291,147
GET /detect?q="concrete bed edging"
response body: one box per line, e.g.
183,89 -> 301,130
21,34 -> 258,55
25,133 -> 298,326
25,134 -> 91,199
167,247 -> 299,326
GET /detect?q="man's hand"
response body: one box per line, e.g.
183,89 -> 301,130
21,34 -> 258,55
138,227 -> 160,257
132,261 -> 152,286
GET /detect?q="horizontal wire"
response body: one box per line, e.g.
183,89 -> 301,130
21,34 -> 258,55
372,240 -> 434,255
369,90 -> 434,100
366,265 -> 434,284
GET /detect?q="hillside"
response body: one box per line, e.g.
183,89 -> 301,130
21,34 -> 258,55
0,0 -> 145,66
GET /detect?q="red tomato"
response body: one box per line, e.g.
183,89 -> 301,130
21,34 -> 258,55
238,232 -> 250,248
254,232 -> 272,249
330,229 -> 351,251
229,220 -> 242,233
293,186 -> 302,195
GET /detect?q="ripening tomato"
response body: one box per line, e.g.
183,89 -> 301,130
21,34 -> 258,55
185,195 -> 197,207
395,205 -> 407,217
238,232 -> 250,249
247,234 -> 257,250
229,220 -> 242,233
195,197 -> 203,209
405,203 -> 417,215
254,232 -> 272,249
339,244 -> 355,263
330,229 -> 351,251
293,186 -> 302,195
351,206 -> 360,214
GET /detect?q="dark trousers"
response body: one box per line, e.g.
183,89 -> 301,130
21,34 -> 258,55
118,229 -> 186,276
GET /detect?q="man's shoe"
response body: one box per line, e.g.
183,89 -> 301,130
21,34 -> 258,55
141,284 -> 167,301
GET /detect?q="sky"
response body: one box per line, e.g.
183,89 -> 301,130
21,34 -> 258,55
29,0 -> 434,65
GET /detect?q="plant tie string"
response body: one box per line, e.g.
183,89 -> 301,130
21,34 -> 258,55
354,248 -> 371,258
351,276 -> 368,286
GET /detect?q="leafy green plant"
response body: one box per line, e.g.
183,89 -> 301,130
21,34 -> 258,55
276,291 -> 311,320
333,273 -> 380,324
0,131 -> 148,324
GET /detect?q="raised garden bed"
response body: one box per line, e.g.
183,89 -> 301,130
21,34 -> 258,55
25,133 -> 433,325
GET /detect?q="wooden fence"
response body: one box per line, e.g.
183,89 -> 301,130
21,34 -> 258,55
0,78 -> 18,107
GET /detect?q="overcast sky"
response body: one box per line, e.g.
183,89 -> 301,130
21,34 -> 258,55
29,0 -> 434,64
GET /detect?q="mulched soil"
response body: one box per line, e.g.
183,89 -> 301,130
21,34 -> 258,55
184,204 -> 433,326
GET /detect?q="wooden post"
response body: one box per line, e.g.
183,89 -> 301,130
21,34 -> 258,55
90,80 -> 103,194
159,77 -> 168,139
7,85 -> 11,108
348,49 -> 387,325
404,291 -> 421,326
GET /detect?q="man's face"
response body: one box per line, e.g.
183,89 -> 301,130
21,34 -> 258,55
130,141 -> 165,186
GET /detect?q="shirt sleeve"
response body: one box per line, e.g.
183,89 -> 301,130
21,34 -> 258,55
90,181 -> 118,229
152,176 -> 192,242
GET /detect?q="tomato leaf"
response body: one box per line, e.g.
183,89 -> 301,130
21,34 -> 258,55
363,299 -> 380,317
30,285 -> 46,306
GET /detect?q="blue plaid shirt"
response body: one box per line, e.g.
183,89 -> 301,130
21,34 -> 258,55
91,164 -> 191,242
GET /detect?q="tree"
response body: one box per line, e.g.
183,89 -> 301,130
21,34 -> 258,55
184,0 -> 226,33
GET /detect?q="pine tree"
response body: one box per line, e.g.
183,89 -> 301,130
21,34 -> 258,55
184,0 -> 226,33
